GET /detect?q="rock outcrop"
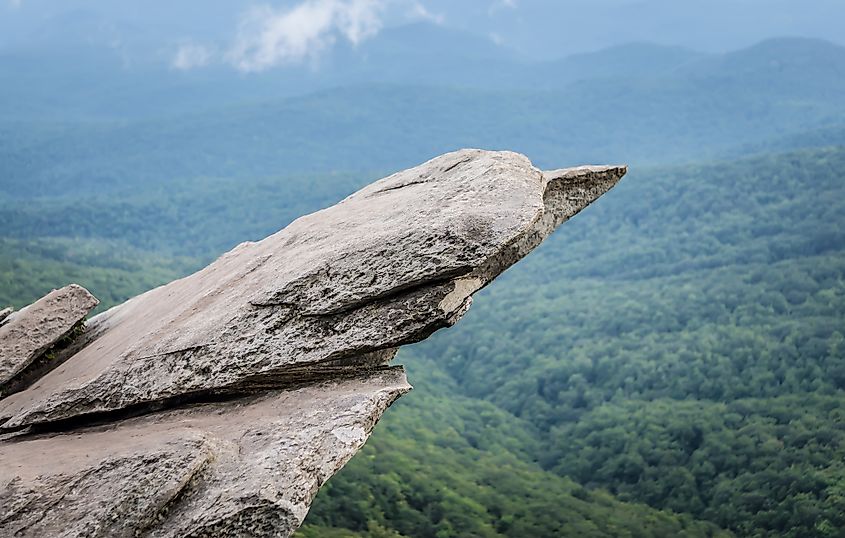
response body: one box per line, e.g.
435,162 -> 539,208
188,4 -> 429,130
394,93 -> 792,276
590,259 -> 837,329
0,284 -> 98,397
0,149 -> 626,537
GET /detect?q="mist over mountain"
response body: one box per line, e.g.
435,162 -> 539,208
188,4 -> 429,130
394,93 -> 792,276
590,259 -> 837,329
2,37 -> 844,204
2,0 -> 841,124
1,0 -> 842,64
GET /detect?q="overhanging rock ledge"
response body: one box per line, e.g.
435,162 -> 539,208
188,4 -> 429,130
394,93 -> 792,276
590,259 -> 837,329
0,149 -> 626,537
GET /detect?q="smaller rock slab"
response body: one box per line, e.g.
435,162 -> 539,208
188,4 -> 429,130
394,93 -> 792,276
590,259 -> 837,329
0,285 -> 99,391
0,367 -> 410,538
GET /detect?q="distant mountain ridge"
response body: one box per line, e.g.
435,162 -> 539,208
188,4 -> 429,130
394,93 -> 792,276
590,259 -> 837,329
2,37 -> 844,201
1,30 -> 841,121
3,0 -> 844,59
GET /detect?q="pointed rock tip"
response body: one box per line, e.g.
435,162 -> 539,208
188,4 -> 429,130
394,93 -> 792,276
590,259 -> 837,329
542,164 -> 628,184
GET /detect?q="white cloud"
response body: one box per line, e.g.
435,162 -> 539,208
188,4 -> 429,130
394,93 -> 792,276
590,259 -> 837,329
171,42 -> 214,70
408,1 -> 444,25
8,0 -> 22,8
227,0 -> 386,73
171,0 -> 438,73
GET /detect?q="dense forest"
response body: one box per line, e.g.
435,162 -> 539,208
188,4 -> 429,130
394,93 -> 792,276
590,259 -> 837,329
3,146 -> 843,537
295,147 -> 845,538
2,36 -> 845,538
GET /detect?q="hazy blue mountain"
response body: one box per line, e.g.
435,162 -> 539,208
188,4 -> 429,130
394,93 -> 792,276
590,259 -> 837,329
0,21 -> 523,121
679,37 -> 845,89
535,42 -> 705,87
2,37 -> 844,202
4,6 -> 842,124
2,0 -> 844,59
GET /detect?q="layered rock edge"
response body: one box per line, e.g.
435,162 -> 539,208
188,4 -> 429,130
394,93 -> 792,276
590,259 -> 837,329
0,284 -> 99,397
1,368 -> 410,538
0,149 -> 625,537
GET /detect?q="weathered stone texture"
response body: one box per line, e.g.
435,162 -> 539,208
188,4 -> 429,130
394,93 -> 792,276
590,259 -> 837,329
0,284 -> 98,391
1,368 -> 409,538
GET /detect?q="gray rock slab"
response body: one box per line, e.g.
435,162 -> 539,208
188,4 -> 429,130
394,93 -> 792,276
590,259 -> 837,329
0,149 -> 626,538
0,284 -> 98,391
0,367 -> 410,538
0,151 -> 625,429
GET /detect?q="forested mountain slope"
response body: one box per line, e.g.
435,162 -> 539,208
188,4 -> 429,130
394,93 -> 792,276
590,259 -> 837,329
302,147 -> 845,537
2,146 -> 843,536
299,373 -> 730,538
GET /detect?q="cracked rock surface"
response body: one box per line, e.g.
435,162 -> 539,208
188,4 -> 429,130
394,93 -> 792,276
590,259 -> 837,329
0,149 -> 625,537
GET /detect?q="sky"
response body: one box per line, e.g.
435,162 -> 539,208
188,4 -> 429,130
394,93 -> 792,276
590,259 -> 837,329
0,0 -> 842,69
